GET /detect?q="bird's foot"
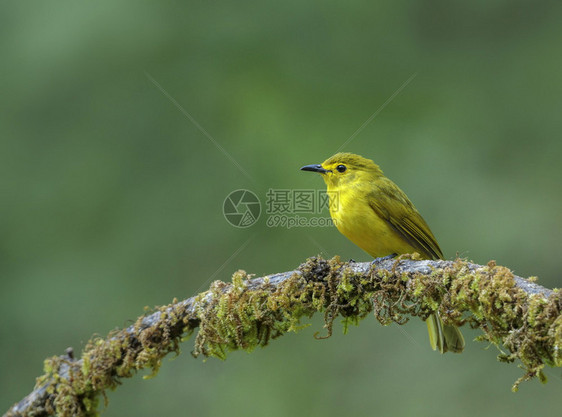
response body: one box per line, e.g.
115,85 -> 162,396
371,253 -> 398,265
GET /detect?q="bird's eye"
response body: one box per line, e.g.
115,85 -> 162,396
336,164 -> 347,173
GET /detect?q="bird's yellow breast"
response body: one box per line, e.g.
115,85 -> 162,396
328,183 -> 415,258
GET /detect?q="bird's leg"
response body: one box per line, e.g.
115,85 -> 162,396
371,253 -> 398,265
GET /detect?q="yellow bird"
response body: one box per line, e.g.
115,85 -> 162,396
301,152 -> 464,353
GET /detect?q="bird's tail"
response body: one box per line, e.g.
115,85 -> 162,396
426,313 -> 464,353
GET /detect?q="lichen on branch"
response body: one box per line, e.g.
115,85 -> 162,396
4,256 -> 561,417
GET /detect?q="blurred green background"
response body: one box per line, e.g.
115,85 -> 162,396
1,1 -> 561,416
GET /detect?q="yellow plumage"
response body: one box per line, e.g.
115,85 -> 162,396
301,152 -> 464,353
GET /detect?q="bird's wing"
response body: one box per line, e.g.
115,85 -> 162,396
367,179 -> 444,260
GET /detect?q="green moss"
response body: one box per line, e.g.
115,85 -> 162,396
424,259 -> 561,391
14,255 -> 561,416
25,293 -> 191,417
194,267 -> 321,357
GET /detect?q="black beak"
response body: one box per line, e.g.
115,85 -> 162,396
300,164 -> 330,174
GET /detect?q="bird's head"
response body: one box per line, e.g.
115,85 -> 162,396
300,152 -> 383,189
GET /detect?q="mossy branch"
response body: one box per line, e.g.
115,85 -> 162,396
5,255 -> 561,417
